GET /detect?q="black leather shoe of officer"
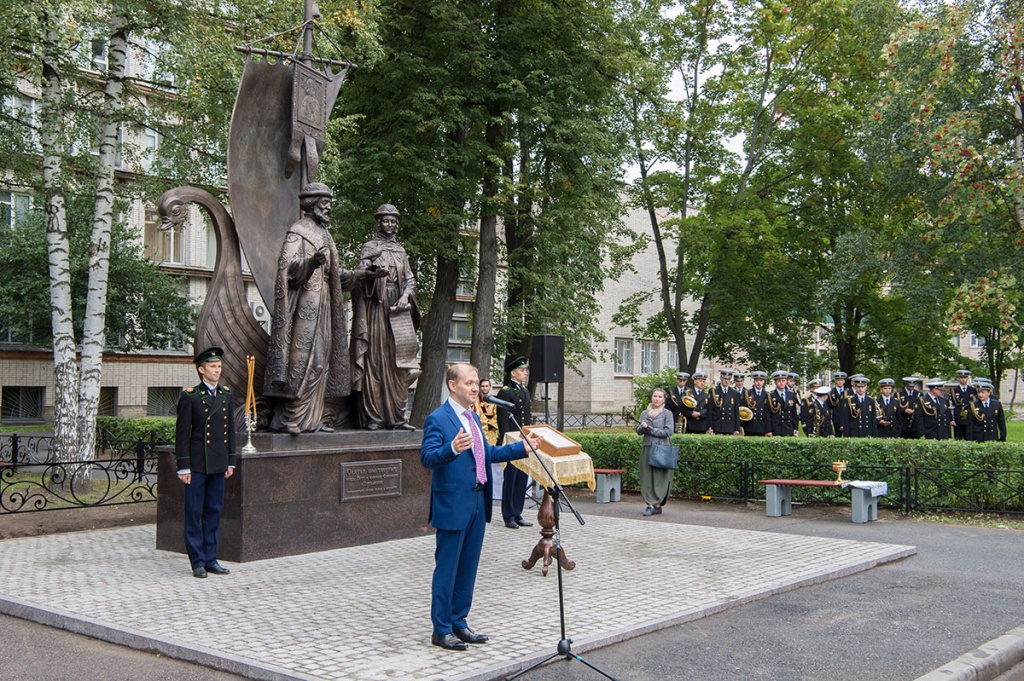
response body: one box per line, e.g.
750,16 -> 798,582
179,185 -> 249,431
192,566 -> 208,578
431,633 -> 468,651
514,517 -> 533,527
504,520 -> 519,529
454,627 -> 489,644
205,561 -> 231,575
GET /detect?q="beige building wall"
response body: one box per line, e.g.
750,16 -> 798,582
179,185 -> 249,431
561,205 -> 707,414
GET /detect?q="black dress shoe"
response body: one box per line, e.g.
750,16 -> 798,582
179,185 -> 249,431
192,566 -> 208,578
514,517 -> 533,527
504,520 -> 519,529
431,633 -> 468,651
454,627 -> 489,644
205,562 -> 230,575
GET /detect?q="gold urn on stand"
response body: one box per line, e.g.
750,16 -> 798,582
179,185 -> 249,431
831,460 -> 848,483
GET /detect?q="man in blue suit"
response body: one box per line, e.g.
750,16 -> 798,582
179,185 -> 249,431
421,363 -> 542,651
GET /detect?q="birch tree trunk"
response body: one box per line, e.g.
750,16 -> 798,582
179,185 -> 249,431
40,18 -> 81,465
79,13 -> 128,464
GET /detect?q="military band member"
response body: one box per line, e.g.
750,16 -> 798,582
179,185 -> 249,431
920,379 -> 952,440
742,371 -> 770,436
709,369 -> 740,435
949,369 -> 978,440
732,372 -> 746,393
841,375 -> 878,438
803,378 -> 821,410
668,371 -> 693,433
896,376 -> 923,439
175,346 -> 236,579
802,385 -> 835,437
766,370 -> 799,436
966,381 -> 1007,442
875,378 -> 900,439
685,371 -> 711,434
786,372 -> 799,397
829,371 -> 849,437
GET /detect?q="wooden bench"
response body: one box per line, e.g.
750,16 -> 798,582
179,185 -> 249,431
758,479 -> 884,523
594,468 -> 625,503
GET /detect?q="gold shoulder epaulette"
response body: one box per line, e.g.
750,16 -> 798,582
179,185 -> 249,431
186,387 -> 195,393
221,385 -> 231,391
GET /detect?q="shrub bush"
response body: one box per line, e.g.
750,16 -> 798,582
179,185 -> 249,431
574,433 -> 1024,512
96,416 -> 175,445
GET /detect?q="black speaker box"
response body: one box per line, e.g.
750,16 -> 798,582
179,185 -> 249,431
530,335 -> 564,383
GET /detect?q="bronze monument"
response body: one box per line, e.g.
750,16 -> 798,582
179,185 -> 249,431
156,2 -> 431,562
264,183 -> 387,434
350,205 -> 421,431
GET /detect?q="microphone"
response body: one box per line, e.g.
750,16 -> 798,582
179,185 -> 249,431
483,395 -> 515,410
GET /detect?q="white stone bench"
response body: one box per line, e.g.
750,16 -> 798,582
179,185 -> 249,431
758,479 -> 887,523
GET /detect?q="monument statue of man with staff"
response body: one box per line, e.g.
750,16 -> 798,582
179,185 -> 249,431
264,183 -> 386,434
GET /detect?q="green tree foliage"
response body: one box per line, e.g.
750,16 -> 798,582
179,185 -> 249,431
876,0 -> 1024,384
0,197 -> 193,351
325,0 -> 632,421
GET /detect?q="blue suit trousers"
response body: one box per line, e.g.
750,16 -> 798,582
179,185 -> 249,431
431,487 -> 487,636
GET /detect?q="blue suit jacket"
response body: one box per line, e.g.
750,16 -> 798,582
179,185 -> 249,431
421,401 -> 528,531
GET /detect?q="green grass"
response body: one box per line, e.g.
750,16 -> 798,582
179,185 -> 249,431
0,424 -> 53,433
914,512 -> 1024,530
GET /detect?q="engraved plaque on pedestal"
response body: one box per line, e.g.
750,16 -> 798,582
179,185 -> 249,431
341,459 -> 402,501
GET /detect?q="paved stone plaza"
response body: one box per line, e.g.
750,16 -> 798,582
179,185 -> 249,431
0,511 -> 913,681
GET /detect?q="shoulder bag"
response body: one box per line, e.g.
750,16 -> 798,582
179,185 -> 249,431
648,442 -> 679,469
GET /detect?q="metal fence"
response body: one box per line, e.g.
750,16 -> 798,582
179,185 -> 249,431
0,431 -> 166,513
666,459 -> 1024,515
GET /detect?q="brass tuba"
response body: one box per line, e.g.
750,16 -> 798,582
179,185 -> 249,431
738,406 -> 754,421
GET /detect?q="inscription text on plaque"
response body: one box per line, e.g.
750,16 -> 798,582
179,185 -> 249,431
340,460 -> 402,501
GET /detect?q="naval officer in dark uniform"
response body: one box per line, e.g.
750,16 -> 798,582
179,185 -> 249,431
175,346 -> 236,578
949,369 -> 978,440
497,356 -> 534,529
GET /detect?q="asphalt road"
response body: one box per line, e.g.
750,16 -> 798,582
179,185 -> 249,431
1,494 -> 1021,681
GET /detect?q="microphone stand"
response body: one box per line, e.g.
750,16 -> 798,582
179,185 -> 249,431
501,410 -> 618,681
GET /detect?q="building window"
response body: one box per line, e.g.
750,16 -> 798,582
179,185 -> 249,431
4,93 -> 38,149
446,346 -> 471,363
144,206 -> 183,263
1,190 -> 32,228
449,320 -> 471,344
98,387 -> 118,417
456,278 -> 475,297
1,386 -> 44,424
666,343 -> 679,371
146,387 -> 181,417
141,127 -> 160,172
970,333 -> 986,349
613,338 -> 633,375
641,340 -> 659,375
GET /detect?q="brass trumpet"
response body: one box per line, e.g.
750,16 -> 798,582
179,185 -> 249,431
738,406 -> 754,421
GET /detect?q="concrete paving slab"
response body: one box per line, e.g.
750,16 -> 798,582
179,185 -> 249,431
0,512 -> 913,681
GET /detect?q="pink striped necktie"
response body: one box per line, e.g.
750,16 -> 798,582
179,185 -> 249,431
464,409 -> 487,484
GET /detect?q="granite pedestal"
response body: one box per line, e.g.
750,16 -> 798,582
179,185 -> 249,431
157,430 -> 431,562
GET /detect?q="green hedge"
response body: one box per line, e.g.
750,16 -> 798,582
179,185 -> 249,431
574,433 -> 1024,513
96,416 -> 175,445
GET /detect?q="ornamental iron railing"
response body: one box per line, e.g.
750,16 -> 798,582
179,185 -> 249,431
0,431 -> 165,513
